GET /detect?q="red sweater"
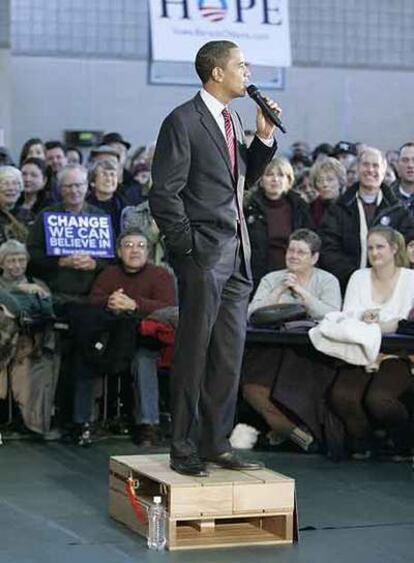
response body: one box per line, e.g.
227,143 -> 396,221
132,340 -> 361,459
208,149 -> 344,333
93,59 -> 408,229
89,263 -> 176,315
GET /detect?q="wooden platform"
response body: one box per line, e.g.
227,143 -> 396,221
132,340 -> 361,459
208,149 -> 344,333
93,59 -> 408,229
109,453 -> 297,550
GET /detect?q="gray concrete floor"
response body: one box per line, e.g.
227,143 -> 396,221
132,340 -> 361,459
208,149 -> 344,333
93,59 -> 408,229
1,439 -> 414,563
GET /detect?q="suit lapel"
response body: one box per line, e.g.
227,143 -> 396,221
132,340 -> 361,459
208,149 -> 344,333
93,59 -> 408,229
194,93 -> 235,179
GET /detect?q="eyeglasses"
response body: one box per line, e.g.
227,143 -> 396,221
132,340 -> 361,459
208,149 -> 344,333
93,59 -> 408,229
97,170 -> 118,178
286,248 -> 312,257
120,241 -> 147,249
61,182 -> 86,190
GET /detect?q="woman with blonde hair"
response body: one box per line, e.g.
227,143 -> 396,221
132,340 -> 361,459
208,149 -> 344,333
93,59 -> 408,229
309,157 -> 347,227
330,226 -> 414,460
244,156 -> 313,289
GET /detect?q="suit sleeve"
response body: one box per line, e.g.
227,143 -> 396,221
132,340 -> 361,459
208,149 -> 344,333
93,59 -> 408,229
244,135 -> 277,189
149,113 -> 193,255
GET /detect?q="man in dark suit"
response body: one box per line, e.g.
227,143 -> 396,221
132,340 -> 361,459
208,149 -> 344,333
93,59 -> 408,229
150,40 -> 279,476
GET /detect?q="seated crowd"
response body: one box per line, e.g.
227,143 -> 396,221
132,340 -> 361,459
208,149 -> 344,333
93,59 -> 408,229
0,133 -> 414,465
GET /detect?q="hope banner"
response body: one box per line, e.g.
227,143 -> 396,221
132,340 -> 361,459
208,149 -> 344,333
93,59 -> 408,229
43,212 -> 114,258
149,0 -> 291,67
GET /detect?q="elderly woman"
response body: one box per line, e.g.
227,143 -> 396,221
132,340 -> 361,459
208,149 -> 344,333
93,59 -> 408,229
87,158 -> 129,236
309,157 -> 347,227
0,239 -> 50,297
242,229 -> 341,453
330,226 -> 414,460
0,166 -> 28,244
0,240 -> 58,438
245,156 -> 313,290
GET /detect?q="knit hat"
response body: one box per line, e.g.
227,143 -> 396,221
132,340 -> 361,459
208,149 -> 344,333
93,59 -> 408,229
101,132 -> 131,150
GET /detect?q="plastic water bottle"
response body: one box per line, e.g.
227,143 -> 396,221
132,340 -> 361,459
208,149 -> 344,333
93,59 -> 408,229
147,495 -> 167,551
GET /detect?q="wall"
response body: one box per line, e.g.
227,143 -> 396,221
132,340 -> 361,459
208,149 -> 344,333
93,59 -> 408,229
0,48 -> 11,147
10,54 -> 414,159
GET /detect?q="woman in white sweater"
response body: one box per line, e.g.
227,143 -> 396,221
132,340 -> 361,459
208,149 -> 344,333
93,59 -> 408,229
331,226 -> 414,460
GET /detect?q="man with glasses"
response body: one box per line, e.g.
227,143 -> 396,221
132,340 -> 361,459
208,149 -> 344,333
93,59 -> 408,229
89,228 -> 176,446
27,164 -> 108,305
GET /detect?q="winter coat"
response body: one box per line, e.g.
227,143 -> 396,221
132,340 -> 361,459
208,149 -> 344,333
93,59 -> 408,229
244,189 -> 313,289
319,183 -> 414,292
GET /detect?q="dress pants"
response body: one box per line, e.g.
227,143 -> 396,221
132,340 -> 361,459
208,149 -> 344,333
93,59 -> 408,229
170,235 -> 252,459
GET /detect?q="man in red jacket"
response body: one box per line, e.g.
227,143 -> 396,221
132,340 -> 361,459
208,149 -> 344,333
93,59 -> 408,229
88,228 -> 176,446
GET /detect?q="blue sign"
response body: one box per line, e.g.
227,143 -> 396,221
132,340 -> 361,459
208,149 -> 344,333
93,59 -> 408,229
43,212 -> 114,258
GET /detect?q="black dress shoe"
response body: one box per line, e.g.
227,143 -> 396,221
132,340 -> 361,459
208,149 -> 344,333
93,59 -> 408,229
206,451 -> 263,470
170,455 -> 209,477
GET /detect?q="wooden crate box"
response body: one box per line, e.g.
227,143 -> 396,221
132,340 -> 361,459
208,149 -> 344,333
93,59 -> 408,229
109,453 -> 298,551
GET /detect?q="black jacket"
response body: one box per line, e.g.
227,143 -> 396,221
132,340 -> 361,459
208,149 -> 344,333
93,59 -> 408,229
319,183 -> 414,292
244,189 -> 313,289
391,180 -> 414,215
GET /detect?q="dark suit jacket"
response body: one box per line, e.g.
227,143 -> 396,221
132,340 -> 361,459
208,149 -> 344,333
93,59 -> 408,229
150,92 -> 277,275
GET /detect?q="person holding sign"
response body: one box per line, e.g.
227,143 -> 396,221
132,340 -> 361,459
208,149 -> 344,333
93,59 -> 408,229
27,164 -> 112,307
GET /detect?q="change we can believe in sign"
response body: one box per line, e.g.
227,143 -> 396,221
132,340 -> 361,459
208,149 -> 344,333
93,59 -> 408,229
43,212 -> 114,258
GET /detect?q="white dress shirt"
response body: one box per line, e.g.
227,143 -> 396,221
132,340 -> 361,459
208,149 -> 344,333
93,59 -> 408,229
200,88 -> 274,147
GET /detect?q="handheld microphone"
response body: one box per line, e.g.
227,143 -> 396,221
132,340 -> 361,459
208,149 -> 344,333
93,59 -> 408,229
247,84 -> 286,134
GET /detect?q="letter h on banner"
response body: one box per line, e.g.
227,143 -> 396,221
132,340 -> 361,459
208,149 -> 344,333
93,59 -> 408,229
161,0 -> 189,18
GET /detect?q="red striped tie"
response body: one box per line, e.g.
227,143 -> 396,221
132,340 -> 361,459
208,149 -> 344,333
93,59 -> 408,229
222,108 -> 236,175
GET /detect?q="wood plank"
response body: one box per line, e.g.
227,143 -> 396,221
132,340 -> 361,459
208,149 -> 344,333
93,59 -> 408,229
110,457 -> 198,487
201,468 -> 260,484
108,454 -> 297,551
169,517 -> 292,550
240,468 -> 295,483
189,519 -> 216,533
234,481 -> 295,513
109,488 -> 148,536
169,484 -> 233,517
169,539 -> 292,551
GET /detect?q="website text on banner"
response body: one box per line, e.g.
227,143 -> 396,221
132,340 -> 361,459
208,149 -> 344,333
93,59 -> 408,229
149,0 -> 291,67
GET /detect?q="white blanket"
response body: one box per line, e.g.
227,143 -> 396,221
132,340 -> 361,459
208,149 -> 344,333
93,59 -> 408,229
309,311 -> 381,366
